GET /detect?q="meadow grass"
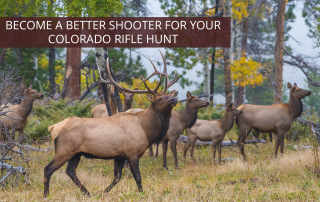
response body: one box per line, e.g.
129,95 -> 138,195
1,132 -> 319,202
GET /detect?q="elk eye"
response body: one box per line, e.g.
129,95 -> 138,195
195,100 -> 198,101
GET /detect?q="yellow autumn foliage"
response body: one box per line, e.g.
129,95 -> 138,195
231,55 -> 265,87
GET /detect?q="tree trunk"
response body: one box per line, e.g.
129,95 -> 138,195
274,0 -> 286,104
221,0 -> 232,106
48,48 -> 56,96
236,17 -> 248,106
224,49 -> 232,106
210,50 -> 215,102
66,48 -> 81,101
0,48 -> 7,69
95,48 -> 123,116
210,0 -> 219,103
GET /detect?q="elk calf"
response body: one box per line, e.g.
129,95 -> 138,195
236,82 -> 311,160
184,103 -> 242,164
91,91 -> 135,118
0,85 -> 43,141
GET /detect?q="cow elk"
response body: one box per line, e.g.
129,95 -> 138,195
0,84 -> 43,141
184,103 -> 242,164
91,91 -> 135,118
161,91 -> 209,169
236,82 -> 311,160
44,51 -> 179,197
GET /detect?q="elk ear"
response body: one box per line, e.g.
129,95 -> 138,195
168,90 -> 178,97
287,82 -> 292,89
146,94 -> 154,104
186,91 -> 192,99
293,83 -> 297,87
227,103 -> 233,110
28,84 -> 33,89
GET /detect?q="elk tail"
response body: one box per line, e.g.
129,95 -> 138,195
48,125 -> 55,132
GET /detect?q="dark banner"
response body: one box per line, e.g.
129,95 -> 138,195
0,17 -> 230,48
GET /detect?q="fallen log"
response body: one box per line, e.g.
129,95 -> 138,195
0,162 -> 26,184
177,135 -> 266,147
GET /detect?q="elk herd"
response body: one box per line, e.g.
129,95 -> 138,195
0,51 -> 311,197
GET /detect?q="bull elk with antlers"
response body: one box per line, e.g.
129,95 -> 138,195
44,51 -> 179,197
236,82 -> 311,160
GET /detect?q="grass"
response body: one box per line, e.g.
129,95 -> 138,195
1,136 -> 320,201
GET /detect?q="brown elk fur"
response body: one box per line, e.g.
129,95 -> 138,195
161,91 -> 209,169
91,91 -> 135,118
183,103 -> 242,164
235,82 -> 311,160
0,85 -> 43,141
43,53 -> 179,197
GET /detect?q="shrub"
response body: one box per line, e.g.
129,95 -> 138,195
25,99 -> 95,139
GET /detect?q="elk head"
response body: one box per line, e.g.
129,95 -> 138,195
287,82 -> 311,99
226,103 -> 242,116
118,89 -> 135,105
24,84 -> 44,100
100,50 -> 179,113
186,91 -> 209,109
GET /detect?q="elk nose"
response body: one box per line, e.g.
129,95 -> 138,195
240,111 -> 243,114
307,91 -> 312,96
171,98 -> 177,104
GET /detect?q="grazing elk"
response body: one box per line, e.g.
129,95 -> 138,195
0,84 -> 43,141
161,91 -> 209,169
91,91 -> 135,118
43,52 -> 179,197
183,103 -> 242,164
236,82 -> 311,160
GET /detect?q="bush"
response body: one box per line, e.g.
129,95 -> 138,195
25,99 -> 95,139
197,104 -> 224,120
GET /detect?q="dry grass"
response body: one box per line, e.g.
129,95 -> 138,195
1,138 -> 320,201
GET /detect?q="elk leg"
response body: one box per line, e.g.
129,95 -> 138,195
162,140 -> 168,169
44,157 -> 70,197
237,129 -> 251,161
104,158 -> 126,193
183,140 -> 191,160
218,141 -> 222,164
18,130 -> 23,144
148,145 -> 154,157
169,138 -> 179,169
66,153 -> 90,197
269,133 -> 273,142
128,157 -> 143,192
155,143 -> 159,157
275,131 -> 285,157
190,139 -> 196,164
212,142 -> 217,164
11,129 -> 15,141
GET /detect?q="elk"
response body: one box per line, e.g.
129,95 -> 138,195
183,103 -> 242,164
236,82 -> 311,160
161,91 -> 209,169
91,91 -> 135,118
43,51 -> 179,197
0,84 -> 43,141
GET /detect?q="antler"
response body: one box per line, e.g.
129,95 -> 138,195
99,58 -> 162,95
139,50 -> 179,94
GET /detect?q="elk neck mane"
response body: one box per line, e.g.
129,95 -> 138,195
138,104 -> 172,146
288,93 -> 303,118
19,98 -> 34,118
220,110 -> 234,132
180,104 -> 198,129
